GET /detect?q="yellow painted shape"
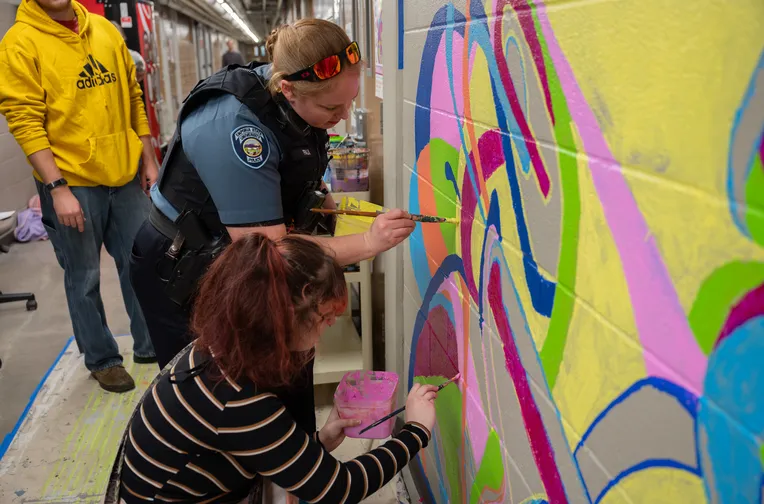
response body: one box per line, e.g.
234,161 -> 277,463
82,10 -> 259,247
333,196 -> 384,237
553,125 -> 644,449
598,467 -> 708,504
546,0 -> 764,197
544,0 -> 764,313
555,298 -> 648,450
467,46 -> 499,129
623,175 -> 764,316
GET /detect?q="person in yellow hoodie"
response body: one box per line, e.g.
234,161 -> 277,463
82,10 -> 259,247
0,0 -> 159,392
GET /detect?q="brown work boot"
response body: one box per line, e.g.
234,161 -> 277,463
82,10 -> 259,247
91,365 -> 136,393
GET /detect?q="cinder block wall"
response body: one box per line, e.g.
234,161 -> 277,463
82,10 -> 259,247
0,0 -> 36,211
399,0 -> 764,502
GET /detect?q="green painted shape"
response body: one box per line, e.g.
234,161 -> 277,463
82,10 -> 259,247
688,261 -> 764,354
427,138 -> 460,256
760,443 -> 764,471
528,6 -> 582,389
744,152 -> 764,247
415,375 -> 463,503
469,429 -> 505,504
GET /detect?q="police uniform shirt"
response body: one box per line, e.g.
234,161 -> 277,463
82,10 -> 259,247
152,65 -> 284,227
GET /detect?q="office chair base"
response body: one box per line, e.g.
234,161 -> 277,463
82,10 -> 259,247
0,291 -> 37,311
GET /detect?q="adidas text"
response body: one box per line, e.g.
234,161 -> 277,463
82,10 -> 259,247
77,73 -> 118,89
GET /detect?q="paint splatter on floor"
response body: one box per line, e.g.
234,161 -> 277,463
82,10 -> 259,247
0,336 -> 157,503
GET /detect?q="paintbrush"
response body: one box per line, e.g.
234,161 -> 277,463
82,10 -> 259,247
357,373 -> 461,435
311,208 -> 459,224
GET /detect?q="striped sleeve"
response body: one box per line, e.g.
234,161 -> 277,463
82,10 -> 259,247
219,394 -> 430,504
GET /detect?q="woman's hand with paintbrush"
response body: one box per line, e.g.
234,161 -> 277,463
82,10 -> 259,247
405,383 -> 439,432
363,208 -> 416,255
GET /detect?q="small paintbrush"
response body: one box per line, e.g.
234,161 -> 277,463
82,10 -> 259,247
357,373 -> 461,435
311,208 -> 459,224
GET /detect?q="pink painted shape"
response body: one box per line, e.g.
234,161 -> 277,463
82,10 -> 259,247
444,275 -> 489,464
413,308 -> 460,379
717,283 -> 764,348
430,34 -> 466,148
536,6 -> 707,395
479,130 -> 506,179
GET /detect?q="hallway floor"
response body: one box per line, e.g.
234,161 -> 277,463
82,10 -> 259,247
0,240 -> 399,503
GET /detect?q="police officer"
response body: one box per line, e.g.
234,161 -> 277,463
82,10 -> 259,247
129,19 -> 415,431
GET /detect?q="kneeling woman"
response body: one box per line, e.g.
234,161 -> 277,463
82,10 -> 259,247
113,235 -> 438,503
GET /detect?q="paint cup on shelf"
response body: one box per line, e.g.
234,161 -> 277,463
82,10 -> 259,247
334,370 -> 399,439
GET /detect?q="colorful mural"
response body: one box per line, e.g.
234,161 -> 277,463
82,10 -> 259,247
400,0 -> 764,503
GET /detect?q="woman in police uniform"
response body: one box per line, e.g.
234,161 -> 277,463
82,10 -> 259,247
129,19 -> 414,433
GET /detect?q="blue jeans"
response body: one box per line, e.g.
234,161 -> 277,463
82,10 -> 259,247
37,177 -> 155,371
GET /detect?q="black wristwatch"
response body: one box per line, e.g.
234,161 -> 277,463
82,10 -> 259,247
45,178 -> 68,191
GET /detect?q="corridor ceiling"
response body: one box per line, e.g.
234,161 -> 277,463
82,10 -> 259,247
242,0 -> 294,37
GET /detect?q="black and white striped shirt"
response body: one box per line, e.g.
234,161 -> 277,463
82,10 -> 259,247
120,346 -> 430,503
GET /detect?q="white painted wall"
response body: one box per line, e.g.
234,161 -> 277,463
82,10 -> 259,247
0,0 -> 36,211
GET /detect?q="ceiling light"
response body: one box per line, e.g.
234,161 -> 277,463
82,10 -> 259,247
219,0 -> 260,42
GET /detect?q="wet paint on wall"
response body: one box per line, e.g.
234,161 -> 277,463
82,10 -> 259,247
400,0 -> 764,502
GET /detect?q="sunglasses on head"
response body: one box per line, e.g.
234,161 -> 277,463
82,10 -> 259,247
283,41 -> 361,82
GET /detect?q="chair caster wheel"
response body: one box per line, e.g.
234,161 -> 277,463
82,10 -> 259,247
26,300 -> 37,311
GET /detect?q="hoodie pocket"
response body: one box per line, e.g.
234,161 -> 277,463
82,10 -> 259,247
79,130 -> 143,187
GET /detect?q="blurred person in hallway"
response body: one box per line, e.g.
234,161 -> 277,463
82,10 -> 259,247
111,20 -> 146,82
0,0 -> 159,393
222,38 -> 245,67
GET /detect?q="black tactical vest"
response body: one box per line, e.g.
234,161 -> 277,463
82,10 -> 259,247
155,62 -> 330,235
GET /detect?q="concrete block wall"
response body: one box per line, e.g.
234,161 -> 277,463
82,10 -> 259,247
398,0 -> 764,502
0,0 -> 36,211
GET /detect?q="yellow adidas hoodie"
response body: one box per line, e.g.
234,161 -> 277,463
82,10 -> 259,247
0,0 -> 150,187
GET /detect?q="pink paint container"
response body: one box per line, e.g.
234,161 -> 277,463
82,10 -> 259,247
334,370 -> 399,439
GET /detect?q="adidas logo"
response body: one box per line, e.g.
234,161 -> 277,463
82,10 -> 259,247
76,55 -> 118,89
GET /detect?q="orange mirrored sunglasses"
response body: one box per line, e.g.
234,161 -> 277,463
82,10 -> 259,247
284,42 -> 361,82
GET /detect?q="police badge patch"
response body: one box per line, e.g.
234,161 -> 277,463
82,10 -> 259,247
231,124 -> 270,169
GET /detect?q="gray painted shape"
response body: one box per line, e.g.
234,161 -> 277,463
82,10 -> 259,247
730,63 -> 764,222
575,385 -> 698,502
485,330 -> 546,497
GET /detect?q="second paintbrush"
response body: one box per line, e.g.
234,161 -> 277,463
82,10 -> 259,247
311,208 -> 459,224
357,373 -> 461,435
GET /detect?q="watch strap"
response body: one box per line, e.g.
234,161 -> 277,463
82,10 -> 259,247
45,178 -> 68,191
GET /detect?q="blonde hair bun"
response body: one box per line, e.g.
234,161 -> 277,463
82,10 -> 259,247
266,25 -> 286,63
265,18 -> 361,97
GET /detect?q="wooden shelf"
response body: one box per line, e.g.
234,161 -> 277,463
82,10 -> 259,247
314,316 -> 364,385
329,190 -> 371,202
343,270 -> 363,283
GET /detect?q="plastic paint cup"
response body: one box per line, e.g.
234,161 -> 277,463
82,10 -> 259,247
334,370 -> 399,439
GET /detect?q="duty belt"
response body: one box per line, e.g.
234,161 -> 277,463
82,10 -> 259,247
149,205 -> 185,259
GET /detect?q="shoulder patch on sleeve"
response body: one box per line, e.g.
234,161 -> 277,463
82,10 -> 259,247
231,124 -> 271,169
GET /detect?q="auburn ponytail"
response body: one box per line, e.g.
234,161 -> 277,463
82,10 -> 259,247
191,234 -> 347,388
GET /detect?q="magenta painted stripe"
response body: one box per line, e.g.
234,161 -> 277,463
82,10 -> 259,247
758,135 -> 763,166
488,262 -> 568,503
504,0 -> 556,124
717,284 -> 764,349
535,6 -> 707,395
461,163 -> 480,301
490,6 -> 551,197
